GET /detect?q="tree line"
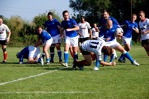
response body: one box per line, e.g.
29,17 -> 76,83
0,0 -> 148,46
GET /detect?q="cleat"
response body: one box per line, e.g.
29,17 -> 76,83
132,60 -> 140,66
2,61 -> 6,64
78,65 -> 84,70
59,60 -> 62,64
50,60 -> 54,63
46,62 -> 50,65
40,58 -> 44,65
93,67 -> 99,71
62,63 -> 68,67
118,59 -> 125,63
19,62 -> 23,64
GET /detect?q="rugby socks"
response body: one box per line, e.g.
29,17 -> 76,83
42,53 -> 45,59
46,58 -> 50,63
19,56 -> 23,63
3,52 -> 7,61
95,59 -> 100,68
57,50 -> 62,62
119,54 -> 124,61
50,52 -> 54,62
74,52 -> 78,63
104,54 -> 108,62
64,51 -> 69,63
110,54 -> 114,62
50,46 -> 55,62
123,51 -> 134,63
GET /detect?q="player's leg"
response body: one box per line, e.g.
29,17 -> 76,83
55,43 -> 62,63
2,44 -> 7,63
63,43 -> 70,67
50,44 -> 55,63
114,44 -> 139,66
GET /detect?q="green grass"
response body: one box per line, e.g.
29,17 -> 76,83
0,46 -> 149,99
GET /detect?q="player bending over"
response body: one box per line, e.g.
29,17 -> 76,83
73,38 -> 116,70
16,44 -> 43,65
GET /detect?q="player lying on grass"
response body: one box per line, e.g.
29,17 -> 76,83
73,38 -> 116,70
16,43 -> 43,65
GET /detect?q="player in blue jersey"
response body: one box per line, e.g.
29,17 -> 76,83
118,14 -> 139,62
103,19 -> 139,66
44,12 -> 62,63
16,44 -> 43,65
100,10 -> 120,60
37,26 -> 53,64
61,10 -> 79,67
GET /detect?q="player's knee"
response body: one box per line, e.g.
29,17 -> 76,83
2,48 -> 6,52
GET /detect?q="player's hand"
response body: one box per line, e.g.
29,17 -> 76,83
6,37 -> 10,43
66,28 -> 72,32
111,61 -> 116,66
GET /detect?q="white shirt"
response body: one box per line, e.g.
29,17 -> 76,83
78,22 -> 91,38
92,28 -> 99,38
28,46 -> 40,59
139,18 -> 149,40
0,24 -> 10,40
81,38 -> 106,61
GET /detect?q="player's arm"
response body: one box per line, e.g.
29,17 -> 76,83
5,25 -> 11,43
100,60 -> 116,66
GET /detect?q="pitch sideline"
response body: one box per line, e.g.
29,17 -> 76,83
0,67 -> 67,86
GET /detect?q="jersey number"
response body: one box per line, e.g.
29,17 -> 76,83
90,42 -> 99,48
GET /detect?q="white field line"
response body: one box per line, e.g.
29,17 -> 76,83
0,67 -> 67,86
0,91 -> 98,94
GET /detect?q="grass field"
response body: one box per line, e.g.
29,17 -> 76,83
0,46 -> 149,99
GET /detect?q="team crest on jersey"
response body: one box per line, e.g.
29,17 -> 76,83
0,28 -> 4,34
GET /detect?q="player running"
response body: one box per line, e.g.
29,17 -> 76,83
103,19 -> 139,66
0,18 -> 11,63
61,10 -> 79,67
37,26 -> 53,64
118,14 -> 139,62
44,12 -> 62,63
138,11 -> 149,56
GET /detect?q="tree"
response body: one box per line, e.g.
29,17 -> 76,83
69,0 -> 111,24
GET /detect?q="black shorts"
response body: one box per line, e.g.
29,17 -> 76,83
79,37 -> 90,43
0,40 -> 7,45
141,39 -> 149,46
80,46 -> 90,55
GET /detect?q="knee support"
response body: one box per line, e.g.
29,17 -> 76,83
2,48 -> 6,52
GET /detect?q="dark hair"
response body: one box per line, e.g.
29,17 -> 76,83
103,9 -> 110,15
102,46 -> 113,56
62,10 -> 69,16
48,12 -> 53,16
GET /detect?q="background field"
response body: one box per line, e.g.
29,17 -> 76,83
0,46 -> 149,99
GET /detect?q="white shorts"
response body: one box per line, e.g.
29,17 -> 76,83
65,36 -> 78,47
42,38 -> 53,46
52,34 -> 61,44
105,40 -> 120,48
28,46 -> 40,59
122,36 -> 132,45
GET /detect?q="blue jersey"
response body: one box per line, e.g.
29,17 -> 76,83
44,18 -> 61,37
101,16 -> 120,27
122,20 -> 138,38
104,25 -> 118,41
18,46 -> 29,59
99,26 -> 106,38
61,18 -> 78,37
38,30 -> 52,43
